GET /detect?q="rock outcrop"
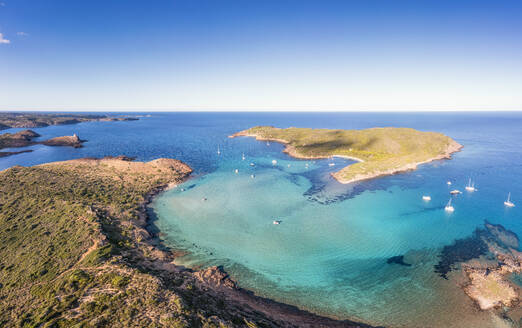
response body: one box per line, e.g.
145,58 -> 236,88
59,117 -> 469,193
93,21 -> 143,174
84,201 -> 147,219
437,221 -> 522,311
41,133 -> 85,148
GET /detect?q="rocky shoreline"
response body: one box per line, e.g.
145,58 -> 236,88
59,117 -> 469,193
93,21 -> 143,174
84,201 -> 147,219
139,162 -> 381,328
436,221 -> 522,320
229,129 -> 463,184
333,140 -> 463,184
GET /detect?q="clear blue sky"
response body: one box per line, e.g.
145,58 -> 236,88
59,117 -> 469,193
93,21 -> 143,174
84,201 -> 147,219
1,0 -> 521,111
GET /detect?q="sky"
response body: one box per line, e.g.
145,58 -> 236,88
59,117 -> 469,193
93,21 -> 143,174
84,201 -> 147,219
0,0 -> 521,111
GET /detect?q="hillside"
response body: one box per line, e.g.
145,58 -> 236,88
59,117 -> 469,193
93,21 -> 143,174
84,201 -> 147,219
230,126 -> 462,183
0,157 -> 372,328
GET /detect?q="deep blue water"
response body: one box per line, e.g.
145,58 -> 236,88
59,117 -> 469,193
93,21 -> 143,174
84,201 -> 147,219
1,112 -> 521,328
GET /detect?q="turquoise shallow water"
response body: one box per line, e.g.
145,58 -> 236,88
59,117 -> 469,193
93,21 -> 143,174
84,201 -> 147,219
1,112 -> 521,327
153,149 -> 519,327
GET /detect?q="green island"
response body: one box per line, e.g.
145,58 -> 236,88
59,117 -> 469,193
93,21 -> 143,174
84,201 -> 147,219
0,157 -> 373,328
0,113 -> 137,130
230,126 -> 463,183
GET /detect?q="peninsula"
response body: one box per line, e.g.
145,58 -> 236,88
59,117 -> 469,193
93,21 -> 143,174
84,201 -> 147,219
230,126 -> 462,183
0,157 -> 374,328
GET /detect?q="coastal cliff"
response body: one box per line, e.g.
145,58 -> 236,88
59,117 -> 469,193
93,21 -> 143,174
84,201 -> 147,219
230,126 -> 462,184
0,157 -> 376,328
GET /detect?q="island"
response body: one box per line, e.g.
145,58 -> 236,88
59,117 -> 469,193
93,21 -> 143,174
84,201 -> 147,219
41,133 -> 85,148
0,157 -> 375,328
0,130 -> 86,157
0,112 -> 137,130
0,112 -> 139,157
230,126 -> 462,183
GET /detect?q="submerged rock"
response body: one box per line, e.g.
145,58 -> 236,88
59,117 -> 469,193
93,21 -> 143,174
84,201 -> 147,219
387,255 -> 412,267
436,221 -> 522,311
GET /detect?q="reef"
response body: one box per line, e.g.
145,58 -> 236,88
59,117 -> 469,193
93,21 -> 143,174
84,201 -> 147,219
436,221 -> 522,312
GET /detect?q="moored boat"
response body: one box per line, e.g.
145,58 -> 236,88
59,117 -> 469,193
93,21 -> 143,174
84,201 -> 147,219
445,198 -> 454,212
504,192 -> 515,207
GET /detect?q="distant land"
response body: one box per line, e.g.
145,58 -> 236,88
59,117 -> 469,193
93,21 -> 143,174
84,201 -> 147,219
0,113 -> 138,157
0,112 -> 137,130
230,126 -> 462,183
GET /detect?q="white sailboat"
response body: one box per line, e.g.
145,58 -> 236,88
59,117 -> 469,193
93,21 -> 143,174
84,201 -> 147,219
504,193 -> 515,207
242,153 -> 246,160
217,146 -> 221,155
465,178 -> 476,192
328,157 -> 335,166
447,181 -> 452,185
422,195 -> 431,201
445,198 -> 455,212
450,189 -> 462,195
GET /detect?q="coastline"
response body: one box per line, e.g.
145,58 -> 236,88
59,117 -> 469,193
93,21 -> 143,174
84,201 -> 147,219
3,156 -> 370,327
333,140 -> 463,184
142,165 -> 380,327
229,130 -> 463,184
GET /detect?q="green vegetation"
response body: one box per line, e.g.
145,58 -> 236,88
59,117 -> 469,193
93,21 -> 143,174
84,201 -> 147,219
0,157 -> 286,328
234,126 -> 462,183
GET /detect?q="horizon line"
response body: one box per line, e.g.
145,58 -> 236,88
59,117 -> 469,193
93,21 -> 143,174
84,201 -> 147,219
1,108 -> 522,113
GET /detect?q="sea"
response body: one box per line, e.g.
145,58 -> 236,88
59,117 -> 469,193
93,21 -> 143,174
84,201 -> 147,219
1,112 -> 521,328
